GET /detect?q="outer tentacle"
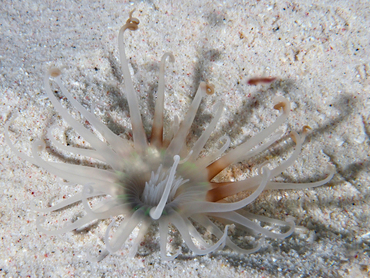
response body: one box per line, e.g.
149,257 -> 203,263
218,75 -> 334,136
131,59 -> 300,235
211,211 -> 295,239
166,82 -> 208,157
169,209 -> 229,255
188,102 -> 224,163
31,192 -> 103,213
81,185 -> 129,219
105,209 -> 144,254
270,131 -> 303,176
159,219 -> 181,261
183,166 -> 271,215
191,214 -> 262,254
5,115 -> 38,165
36,214 -> 96,236
195,135 -> 230,168
266,165 -> 335,190
128,221 -> 150,257
206,176 -> 262,202
205,127 -> 334,201
44,71 -> 122,166
206,97 -> 290,180
118,10 -> 148,152
31,140 -> 118,195
52,77 -> 132,163
151,52 -> 175,148
48,125 -> 111,163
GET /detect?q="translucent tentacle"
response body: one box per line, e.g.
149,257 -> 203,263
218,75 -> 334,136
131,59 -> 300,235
195,135 -> 230,168
48,124 -> 111,163
211,211 -> 295,239
47,162 -> 116,183
31,140 -> 118,195
159,219 -> 181,261
81,185 -> 129,219
44,72 -> 121,164
36,214 -> 96,236
207,97 -> 290,180
238,210 -> 295,227
128,221 -> 150,257
183,217 -> 210,248
205,128 -> 334,201
151,52 -> 175,148
188,102 -> 224,162
164,115 -> 180,145
36,191 -> 129,236
166,82 -> 207,156
104,209 -> 144,254
88,249 -> 109,263
206,176 -> 261,202
191,214 -> 262,254
52,78 -> 132,159
5,115 -> 38,165
270,131 -> 303,176
118,11 -> 148,152
240,130 -> 284,162
266,165 -> 335,190
179,150 -> 193,164
31,192 -> 103,213
169,209 -> 229,255
184,166 -> 271,215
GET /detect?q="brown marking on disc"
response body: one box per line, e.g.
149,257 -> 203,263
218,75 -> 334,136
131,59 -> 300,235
206,157 -> 231,181
150,125 -> 163,147
206,182 -> 234,202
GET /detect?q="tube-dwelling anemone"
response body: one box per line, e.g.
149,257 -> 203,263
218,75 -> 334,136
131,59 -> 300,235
6,11 -> 334,261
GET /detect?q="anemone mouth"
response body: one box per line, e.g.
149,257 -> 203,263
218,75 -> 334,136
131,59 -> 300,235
115,150 -> 210,220
141,163 -> 189,207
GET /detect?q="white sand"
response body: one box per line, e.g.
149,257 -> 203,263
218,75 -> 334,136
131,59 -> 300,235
1,0 -> 369,277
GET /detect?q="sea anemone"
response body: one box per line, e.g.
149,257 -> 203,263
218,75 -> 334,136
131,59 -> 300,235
5,11 -> 334,261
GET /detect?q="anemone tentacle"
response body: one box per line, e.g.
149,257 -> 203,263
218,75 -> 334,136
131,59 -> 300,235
151,52 -> 175,148
159,219 -> 182,261
191,214 -> 262,254
118,10 -> 147,152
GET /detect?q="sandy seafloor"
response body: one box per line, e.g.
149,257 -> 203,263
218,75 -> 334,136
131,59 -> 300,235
1,0 -> 370,277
